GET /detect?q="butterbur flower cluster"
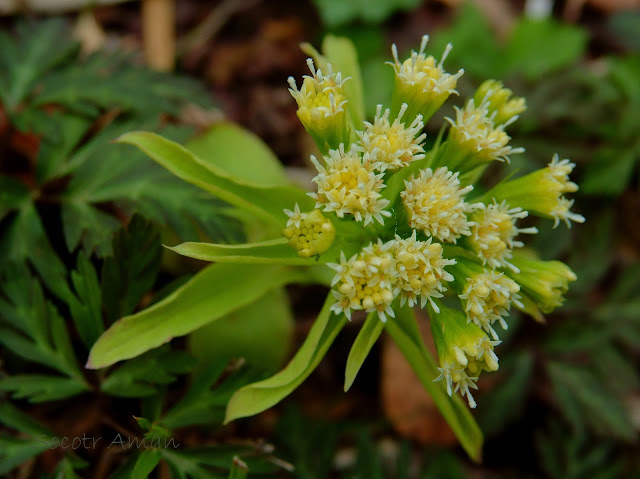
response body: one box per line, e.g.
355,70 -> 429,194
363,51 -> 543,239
284,35 -> 583,408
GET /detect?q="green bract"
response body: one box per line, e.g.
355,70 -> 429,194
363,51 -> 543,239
89,34 -> 585,461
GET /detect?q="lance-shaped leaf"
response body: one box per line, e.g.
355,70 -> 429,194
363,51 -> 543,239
117,132 -> 313,228
225,295 -> 348,423
169,238 -> 318,265
344,312 -> 385,391
168,237 -> 351,266
186,122 -> 289,187
384,305 -> 483,462
87,263 -> 306,369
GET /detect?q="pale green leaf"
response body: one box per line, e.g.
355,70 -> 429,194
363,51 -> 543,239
168,238 -> 316,265
188,288 -> 294,373
322,35 -> 365,130
168,237 -> 350,266
186,122 -> 289,186
87,263 -> 305,369
225,295 -> 348,423
344,312 -> 384,391
384,305 -> 483,462
117,132 -> 313,228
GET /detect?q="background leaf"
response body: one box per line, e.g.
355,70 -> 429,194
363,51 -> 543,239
188,287 -> 294,373
101,215 -> 162,324
88,263 -> 306,369
225,296 -> 348,423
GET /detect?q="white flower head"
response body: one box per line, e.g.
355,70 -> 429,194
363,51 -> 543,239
446,98 -> 524,166
356,103 -> 426,172
288,58 -> 349,119
434,362 -> 479,409
459,269 -> 523,339
309,144 -> 391,226
328,240 -> 397,322
546,155 -> 584,228
401,167 -> 481,243
390,35 -> 463,98
288,59 -> 351,149
468,201 -> 538,272
392,231 -> 455,309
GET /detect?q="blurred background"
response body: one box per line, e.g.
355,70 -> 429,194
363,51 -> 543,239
1,0 -> 639,478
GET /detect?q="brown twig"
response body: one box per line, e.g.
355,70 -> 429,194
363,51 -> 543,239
142,0 -> 176,71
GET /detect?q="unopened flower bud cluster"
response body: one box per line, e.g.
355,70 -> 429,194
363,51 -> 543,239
284,35 -> 582,408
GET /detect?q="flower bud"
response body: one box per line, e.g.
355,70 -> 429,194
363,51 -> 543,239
288,59 -> 351,153
480,154 -> 585,228
465,201 -> 538,272
444,99 -> 524,173
449,258 -> 523,340
430,301 -> 500,408
505,254 -> 577,313
474,79 -> 526,127
389,35 -> 464,124
283,205 -> 335,258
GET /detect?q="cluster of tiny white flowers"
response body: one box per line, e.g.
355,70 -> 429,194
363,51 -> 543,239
468,201 -> 538,272
357,104 -> 426,172
435,333 -> 501,409
390,35 -> 463,97
392,231 -> 455,310
546,155 -> 585,228
401,167 -> 481,242
447,99 -> 525,164
328,233 -> 456,322
328,240 -> 397,322
435,361 -> 480,408
547,155 -> 579,192
458,270 -> 523,339
309,145 -> 391,226
283,36 -> 582,410
287,59 -> 348,120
